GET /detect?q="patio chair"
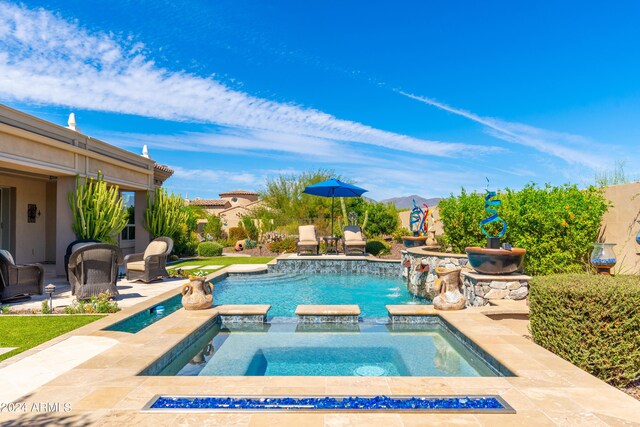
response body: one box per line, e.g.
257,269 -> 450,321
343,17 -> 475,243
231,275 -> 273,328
0,249 -> 44,302
64,238 -> 101,280
67,244 -> 123,300
124,237 -> 173,282
342,225 -> 367,256
296,225 -> 320,255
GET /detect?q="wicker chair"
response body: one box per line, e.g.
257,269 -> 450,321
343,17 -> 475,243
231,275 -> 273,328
124,237 -> 173,283
68,244 -> 123,300
296,225 -> 320,255
0,250 -> 44,302
64,238 -> 101,280
342,225 -> 367,255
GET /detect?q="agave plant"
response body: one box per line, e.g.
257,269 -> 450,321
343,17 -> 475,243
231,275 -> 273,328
68,172 -> 129,243
144,187 -> 188,239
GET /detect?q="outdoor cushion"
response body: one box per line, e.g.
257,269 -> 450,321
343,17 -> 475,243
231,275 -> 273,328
298,225 -> 317,242
345,240 -> 366,245
144,240 -> 168,258
126,261 -> 146,271
344,229 -> 363,242
298,240 -> 319,246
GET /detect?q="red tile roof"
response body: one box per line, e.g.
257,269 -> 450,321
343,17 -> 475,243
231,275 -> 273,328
188,199 -> 229,206
219,190 -> 258,197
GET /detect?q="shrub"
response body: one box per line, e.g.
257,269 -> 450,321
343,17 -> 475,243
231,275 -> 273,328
68,172 -> 128,243
197,242 -> 223,257
391,227 -> 411,243
530,274 -> 640,387
366,239 -> 390,256
439,183 -> 608,275
240,216 -> 259,241
174,228 -> 200,256
41,301 -> 52,314
244,239 -> 257,249
203,215 -> 224,240
268,236 -> 297,253
64,292 -> 120,314
229,227 -> 248,241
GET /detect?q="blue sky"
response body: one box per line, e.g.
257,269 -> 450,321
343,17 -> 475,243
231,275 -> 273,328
1,1 -> 639,200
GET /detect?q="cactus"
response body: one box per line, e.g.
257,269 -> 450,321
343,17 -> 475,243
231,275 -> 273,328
144,187 -> 188,239
68,172 -> 128,243
362,210 -> 369,231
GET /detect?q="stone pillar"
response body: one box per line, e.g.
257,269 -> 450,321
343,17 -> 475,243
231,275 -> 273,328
461,271 -> 531,307
55,176 -> 77,276
134,190 -> 151,253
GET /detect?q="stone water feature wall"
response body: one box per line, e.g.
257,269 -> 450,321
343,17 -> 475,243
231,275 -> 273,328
401,248 -> 530,307
401,249 -> 469,300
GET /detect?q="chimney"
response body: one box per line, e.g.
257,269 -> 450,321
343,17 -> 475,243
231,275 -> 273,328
142,144 -> 151,159
67,113 -> 77,131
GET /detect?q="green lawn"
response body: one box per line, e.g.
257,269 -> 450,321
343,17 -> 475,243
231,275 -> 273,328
168,256 -> 274,274
0,315 -> 105,362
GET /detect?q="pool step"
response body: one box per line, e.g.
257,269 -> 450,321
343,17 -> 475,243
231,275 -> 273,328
216,304 -> 271,323
386,305 -> 437,323
295,305 -> 360,324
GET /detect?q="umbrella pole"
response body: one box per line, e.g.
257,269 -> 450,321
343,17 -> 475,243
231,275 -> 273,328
331,195 -> 335,239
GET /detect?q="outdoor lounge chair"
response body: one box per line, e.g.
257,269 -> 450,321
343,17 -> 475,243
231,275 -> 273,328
0,249 -> 44,302
296,225 -> 320,255
64,238 -> 101,280
342,225 -> 367,255
67,244 -> 123,300
124,237 -> 173,282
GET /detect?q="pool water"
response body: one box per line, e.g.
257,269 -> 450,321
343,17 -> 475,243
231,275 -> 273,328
213,273 -> 424,317
104,294 -> 183,333
155,321 -> 502,377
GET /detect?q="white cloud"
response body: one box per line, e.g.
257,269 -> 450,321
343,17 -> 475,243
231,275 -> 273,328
0,2 -> 499,158
398,91 -> 607,169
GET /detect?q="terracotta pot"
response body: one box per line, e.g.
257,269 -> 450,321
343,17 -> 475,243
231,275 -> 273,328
182,277 -> 213,310
465,246 -> 526,275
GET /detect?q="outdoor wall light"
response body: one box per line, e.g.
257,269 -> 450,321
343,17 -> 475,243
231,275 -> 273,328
44,283 -> 56,311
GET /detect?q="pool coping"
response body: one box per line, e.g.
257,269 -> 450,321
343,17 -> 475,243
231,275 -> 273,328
1,269 -> 639,425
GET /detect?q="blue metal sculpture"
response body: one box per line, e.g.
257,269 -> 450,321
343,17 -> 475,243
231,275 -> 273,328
409,199 -> 429,236
480,180 -> 506,239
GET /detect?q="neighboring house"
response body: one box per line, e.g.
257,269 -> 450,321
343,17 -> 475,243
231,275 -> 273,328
0,104 -> 173,276
187,190 -> 261,232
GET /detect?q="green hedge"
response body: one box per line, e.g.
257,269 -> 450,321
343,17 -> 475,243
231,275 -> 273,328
197,242 -> 223,257
268,236 -> 297,253
439,183 -> 608,275
365,239 -> 390,256
529,274 -> 640,387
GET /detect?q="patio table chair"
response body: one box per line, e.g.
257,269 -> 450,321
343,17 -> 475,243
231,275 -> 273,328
0,249 -> 44,302
67,244 -> 123,300
124,237 -> 173,282
342,225 -> 367,256
296,225 -> 320,255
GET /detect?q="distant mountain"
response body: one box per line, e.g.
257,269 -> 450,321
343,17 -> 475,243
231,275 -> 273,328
380,195 -> 441,210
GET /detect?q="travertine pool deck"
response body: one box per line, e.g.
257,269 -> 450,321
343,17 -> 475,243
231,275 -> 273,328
1,271 -> 639,425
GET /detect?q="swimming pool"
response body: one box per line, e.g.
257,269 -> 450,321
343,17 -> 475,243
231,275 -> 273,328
212,272 -> 424,317
149,319 -> 507,377
105,294 -> 183,333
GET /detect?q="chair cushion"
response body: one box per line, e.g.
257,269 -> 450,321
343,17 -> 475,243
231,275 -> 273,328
298,240 -> 319,246
127,261 -> 146,271
0,249 -> 14,265
344,229 -> 363,242
345,240 -> 366,246
144,240 -> 168,258
298,225 -> 317,242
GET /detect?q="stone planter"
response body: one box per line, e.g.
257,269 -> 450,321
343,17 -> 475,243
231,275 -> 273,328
182,276 -> 213,310
432,267 -> 465,311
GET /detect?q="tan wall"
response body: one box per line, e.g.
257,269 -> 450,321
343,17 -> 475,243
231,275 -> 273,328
398,206 -> 443,235
601,182 -> 640,275
0,175 -> 48,263
219,195 -> 258,207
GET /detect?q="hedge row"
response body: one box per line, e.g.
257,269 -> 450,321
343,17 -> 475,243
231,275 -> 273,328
197,242 -> 223,257
529,274 -> 640,387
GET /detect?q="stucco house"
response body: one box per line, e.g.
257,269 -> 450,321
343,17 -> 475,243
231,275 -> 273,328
0,104 -> 172,276
187,190 -> 261,231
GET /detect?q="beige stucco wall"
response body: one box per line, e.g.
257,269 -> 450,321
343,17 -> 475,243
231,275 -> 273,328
601,182 -> 640,275
0,175 -> 49,263
219,194 -> 258,207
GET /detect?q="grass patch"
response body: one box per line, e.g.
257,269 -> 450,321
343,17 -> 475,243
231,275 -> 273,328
168,256 -> 274,274
0,315 -> 105,362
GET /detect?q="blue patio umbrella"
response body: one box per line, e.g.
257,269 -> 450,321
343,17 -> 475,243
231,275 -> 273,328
302,178 -> 368,238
